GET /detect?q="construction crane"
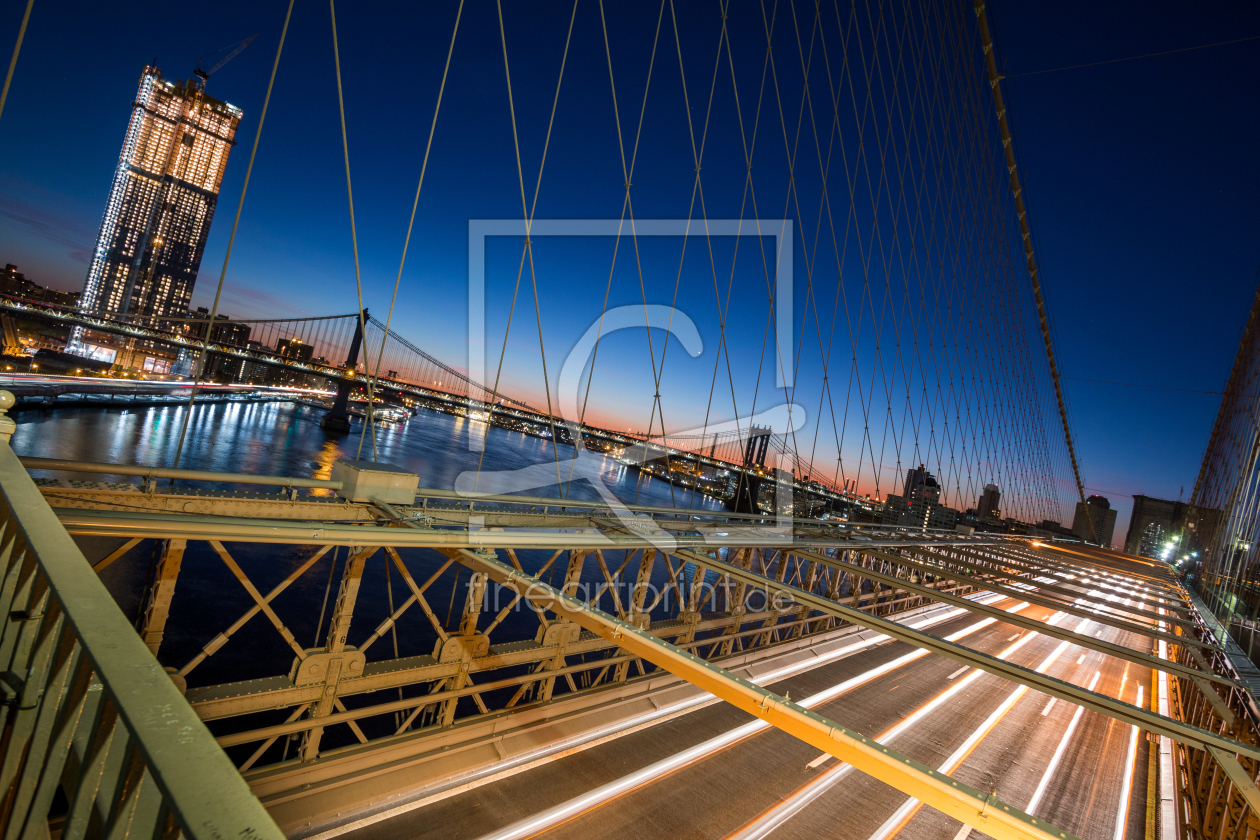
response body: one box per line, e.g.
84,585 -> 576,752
193,34 -> 257,89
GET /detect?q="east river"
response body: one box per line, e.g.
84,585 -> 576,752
7,399 -> 728,749
10,399 -> 726,511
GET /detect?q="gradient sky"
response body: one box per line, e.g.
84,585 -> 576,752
0,0 -> 1256,544
986,1 -> 1260,543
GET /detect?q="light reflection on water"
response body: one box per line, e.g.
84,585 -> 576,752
12,400 -> 725,510
9,402 -> 731,747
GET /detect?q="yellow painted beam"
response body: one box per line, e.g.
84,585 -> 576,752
449,548 -> 1082,840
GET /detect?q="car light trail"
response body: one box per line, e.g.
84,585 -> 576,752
727,611 -> 1063,840
1114,686 -> 1145,840
327,597 -> 1011,840
1025,671 -> 1103,814
867,635 -> 1076,839
476,599 -> 1024,840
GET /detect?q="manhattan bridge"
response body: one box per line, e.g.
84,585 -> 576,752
0,2 -> 1257,840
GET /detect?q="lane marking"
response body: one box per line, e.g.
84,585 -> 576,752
950,826 -> 972,840
1076,654 -> 1086,664
1007,634 -> 1020,641
805,753 -> 829,770
866,638 -> 1076,840
947,666 -> 968,680
479,599 -> 1023,840
1041,697 -> 1058,717
727,614 -> 1041,840
1027,671 -> 1103,814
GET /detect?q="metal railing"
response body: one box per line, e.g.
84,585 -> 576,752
20,454 -> 1027,543
1164,585 -> 1260,839
20,437 -> 1258,837
0,394 -> 282,839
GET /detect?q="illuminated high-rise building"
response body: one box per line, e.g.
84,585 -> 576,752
903,464 -> 940,505
977,483 -> 1001,520
1072,494 -> 1117,546
74,66 -> 241,350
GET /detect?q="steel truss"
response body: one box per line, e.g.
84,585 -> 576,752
0,443 -> 281,839
17,464 -> 1260,839
1161,587 -> 1260,839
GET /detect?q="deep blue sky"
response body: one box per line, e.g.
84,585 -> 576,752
0,0 -> 1256,543
986,1 -> 1260,541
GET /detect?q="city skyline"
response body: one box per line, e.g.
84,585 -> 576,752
0,0 -> 1256,542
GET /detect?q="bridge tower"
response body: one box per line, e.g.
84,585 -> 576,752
321,309 -> 367,435
724,425 -> 772,514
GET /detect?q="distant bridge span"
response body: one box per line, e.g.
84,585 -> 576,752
0,294 -> 528,408
0,294 -> 854,501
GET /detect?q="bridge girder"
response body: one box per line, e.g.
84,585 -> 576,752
25,467 -> 1250,838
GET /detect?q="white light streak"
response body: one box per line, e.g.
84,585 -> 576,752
475,598 -> 1017,840
733,612 -> 1046,840
865,638 -> 1074,840
1114,685 -> 1145,840
1026,671 -> 1102,814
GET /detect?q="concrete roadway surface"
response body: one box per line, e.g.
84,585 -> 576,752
342,584 -> 1158,840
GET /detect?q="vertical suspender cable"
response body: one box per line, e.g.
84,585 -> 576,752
0,0 -> 33,124
329,0 -> 376,461
972,0 -> 1095,542
170,0 -> 295,472
1191,280 -> 1260,510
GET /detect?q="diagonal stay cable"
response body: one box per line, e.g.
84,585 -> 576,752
571,0 -> 666,498
686,0 -> 773,512
676,0 -> 782,513
170,0 -> 295,473
356,0 -> 465,460
473,0 -> 578,494
634,0 -> 732,508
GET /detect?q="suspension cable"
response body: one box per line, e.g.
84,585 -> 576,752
0,0 -> 33,125
329,0 -> 377,460
972,0 -> 1094,540
357,0 -> 466,460
169,0 -> 295,472
473,0 -> 578,494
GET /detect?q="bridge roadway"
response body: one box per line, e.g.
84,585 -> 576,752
19,450 -> 1190,839
342,595 -> 1150,840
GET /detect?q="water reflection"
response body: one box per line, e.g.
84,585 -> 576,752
11,401 -> 726,510
11,402 -> 728,745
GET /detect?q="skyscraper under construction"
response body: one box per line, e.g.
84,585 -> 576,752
74,66 -> 241,351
